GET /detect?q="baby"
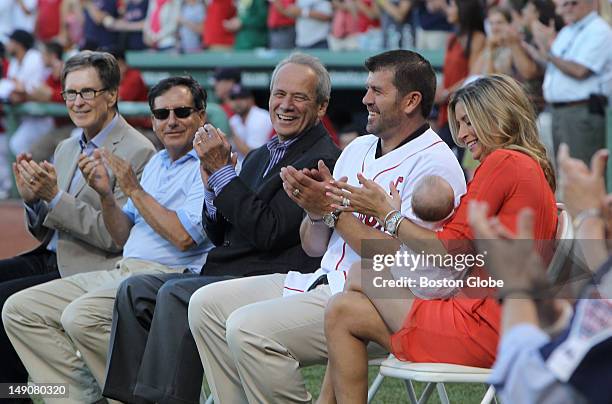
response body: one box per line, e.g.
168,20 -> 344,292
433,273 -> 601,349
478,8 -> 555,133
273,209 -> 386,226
411,174 -> 455,223
392,175 -> 459,299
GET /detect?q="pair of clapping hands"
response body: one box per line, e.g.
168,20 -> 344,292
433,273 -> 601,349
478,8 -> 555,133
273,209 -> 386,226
192,124 -> 237,185
279,162 -> 401,224
13,153 -> 59,203
79,149 -> 141,198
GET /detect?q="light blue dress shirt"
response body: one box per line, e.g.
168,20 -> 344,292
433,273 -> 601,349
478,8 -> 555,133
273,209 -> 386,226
543,12 -> 612,102
121,149 -> 212,273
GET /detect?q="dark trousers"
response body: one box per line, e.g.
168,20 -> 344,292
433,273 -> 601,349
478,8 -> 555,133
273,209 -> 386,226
103,273 -> 235,404
0,248 -> 60,383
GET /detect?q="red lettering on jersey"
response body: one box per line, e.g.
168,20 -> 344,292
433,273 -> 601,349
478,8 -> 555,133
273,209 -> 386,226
358,213 -> 383,230
393,176 -> 404,190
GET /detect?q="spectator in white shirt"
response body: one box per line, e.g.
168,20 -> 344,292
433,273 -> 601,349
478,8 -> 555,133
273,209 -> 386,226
228,84 -> 273,162
13,0 -> 37,33
527,0 -> 612,164
0,30 -> 55,162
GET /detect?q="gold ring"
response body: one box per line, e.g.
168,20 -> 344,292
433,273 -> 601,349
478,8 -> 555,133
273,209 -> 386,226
292,188 -> 301,197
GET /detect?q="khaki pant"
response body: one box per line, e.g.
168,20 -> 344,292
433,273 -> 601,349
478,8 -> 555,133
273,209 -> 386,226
2,258 -> 183,404
188,273 -> 385,404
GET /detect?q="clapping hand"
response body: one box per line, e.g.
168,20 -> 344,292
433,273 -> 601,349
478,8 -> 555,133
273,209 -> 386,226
325,173 -> 401,222
79,149 -> 112,197
14,155 -> 59,203
468,201 -> 547,295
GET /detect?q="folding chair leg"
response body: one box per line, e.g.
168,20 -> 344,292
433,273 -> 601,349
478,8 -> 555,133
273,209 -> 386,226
417,382 -> 436,404
367,372 -> 385,403
403,380 -> 418,404
436,383 -> 450,404
480,385 -> 496,404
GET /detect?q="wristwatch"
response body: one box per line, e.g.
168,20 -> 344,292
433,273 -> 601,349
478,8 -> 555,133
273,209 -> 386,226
307,214 -> 324,225
384,210 -> 405,237
323,210 -> 341,228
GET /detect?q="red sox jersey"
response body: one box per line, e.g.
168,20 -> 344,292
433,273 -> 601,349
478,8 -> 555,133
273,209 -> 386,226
283,129 -> 467,296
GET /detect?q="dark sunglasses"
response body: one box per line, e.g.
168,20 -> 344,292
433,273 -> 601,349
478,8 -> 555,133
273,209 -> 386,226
151,107 -> 199,120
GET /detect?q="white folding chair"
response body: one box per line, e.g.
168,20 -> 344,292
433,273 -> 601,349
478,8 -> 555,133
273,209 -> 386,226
367,203 -> 574,403
379,357 -> 495,404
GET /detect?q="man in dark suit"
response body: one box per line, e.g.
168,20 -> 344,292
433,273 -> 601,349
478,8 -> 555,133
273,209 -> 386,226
102,53 -> 340,404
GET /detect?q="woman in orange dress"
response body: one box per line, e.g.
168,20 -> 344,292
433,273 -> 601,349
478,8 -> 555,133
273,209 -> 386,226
317,75 -> 558,403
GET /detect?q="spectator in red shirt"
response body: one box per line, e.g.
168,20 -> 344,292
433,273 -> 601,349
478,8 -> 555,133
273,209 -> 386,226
107,48 -> 149,102
36,0 -> 63,41
105,47 -> 157,145
203,0 -> 236,49
0,42 -> 8,78
268,0 -> 296,49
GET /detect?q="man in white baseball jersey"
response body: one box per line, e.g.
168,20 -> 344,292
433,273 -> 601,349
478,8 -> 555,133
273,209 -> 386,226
187,49 -> 467,403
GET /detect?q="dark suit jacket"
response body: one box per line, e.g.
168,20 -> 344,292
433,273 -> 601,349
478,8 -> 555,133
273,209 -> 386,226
202,122 -> 340,277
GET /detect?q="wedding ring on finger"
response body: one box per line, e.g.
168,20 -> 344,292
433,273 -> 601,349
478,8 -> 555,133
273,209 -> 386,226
292,188 -> 301,197
342,196 -> 350,207
29,177 -> 35,184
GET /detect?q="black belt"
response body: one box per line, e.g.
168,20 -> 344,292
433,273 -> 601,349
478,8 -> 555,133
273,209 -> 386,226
551,99 -> 589,108
307,274 -> 329,292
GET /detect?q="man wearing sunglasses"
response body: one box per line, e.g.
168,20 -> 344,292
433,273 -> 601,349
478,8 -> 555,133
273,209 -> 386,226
0,50 -> 156,389
531,0 -> 612,164
3,75 -> 214,403
100,53 -> 340,404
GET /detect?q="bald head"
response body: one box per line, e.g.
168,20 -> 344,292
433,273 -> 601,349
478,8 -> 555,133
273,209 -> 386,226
411,175 -> 455,222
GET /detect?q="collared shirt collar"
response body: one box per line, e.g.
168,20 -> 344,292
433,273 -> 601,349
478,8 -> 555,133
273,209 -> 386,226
79,113 -> 119,154
159,148 -> 199,168
266,130 -> 302,153
375,123 -> 430,158
573,11 -> 597,28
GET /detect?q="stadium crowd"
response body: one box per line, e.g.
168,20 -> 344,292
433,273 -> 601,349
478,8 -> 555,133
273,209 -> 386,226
0,0 -> 610,402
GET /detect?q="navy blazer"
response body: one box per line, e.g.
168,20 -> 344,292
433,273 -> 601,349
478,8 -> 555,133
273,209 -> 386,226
201,121 -> 341,277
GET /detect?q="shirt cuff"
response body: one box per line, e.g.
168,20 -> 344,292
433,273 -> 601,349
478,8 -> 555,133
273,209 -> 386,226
204,188 -> 217,220
208,165 -> 237,197
48,190 -> 64,209
23,199 -> 44,222
490,324 -> 550,388
176,209 -> 206,246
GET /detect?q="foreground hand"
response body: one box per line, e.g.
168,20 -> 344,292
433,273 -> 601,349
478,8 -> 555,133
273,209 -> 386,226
280,160 -> 337,217
16,159 -> 59,202
101,149 -> 140,197
557,143 -> 608,219
326,173 -> 400,221
79,150 -> 112,197
468,201 -> 547,293
194,124 -> 233,176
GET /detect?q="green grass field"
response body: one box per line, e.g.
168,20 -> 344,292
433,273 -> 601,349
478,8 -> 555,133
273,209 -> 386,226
301,365 -> 488,404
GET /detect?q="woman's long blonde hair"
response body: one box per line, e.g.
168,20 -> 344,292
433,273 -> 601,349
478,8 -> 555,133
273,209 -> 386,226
448,74 -> 556,191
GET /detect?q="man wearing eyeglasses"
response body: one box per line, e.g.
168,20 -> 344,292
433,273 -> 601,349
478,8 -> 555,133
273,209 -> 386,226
4,74 -> 215,404
0,50 -> 156,389
530,0 -> 612,164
